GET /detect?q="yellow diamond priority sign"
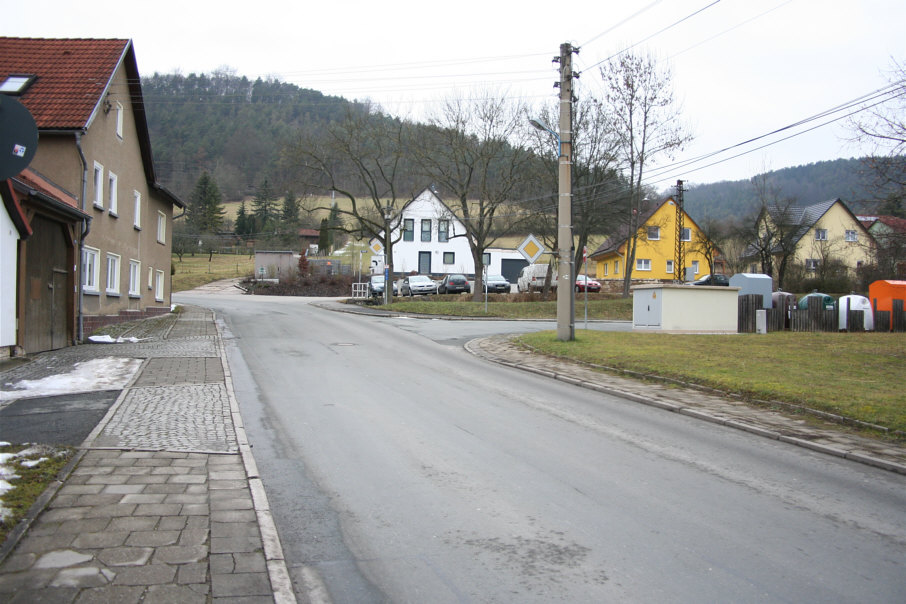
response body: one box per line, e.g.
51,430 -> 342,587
518,234 -> 545,264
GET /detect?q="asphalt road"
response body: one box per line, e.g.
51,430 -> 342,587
175,291 -> 906,603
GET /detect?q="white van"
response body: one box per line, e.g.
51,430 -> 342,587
517,263 -> 558,292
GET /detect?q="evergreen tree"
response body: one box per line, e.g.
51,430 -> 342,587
327,202 -> 342,251
235,200 -> 253,239
281,191 -> 301,228
318,218 -> 330,254
252,179 -> 277,234
188,172 -> 226,234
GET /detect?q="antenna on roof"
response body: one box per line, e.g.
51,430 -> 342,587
0,95 -> 38,180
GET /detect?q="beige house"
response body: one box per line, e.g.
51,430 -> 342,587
748,198 -> 875,280
0,38 -> 185,340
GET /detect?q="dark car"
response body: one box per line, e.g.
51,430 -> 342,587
368,274 -> 397,298
401,274 -> 438,296
575,274 -> 601,292
437,273 -> 471,294
692,274 -> 730,286
484,274 -> 511,294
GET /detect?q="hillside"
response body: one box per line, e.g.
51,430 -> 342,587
681,158 -> 888,222
142,71 -> 890,222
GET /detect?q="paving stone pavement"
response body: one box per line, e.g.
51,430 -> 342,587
0,306 -> 296,603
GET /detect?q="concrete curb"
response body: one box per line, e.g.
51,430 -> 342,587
215,313 -> 298,604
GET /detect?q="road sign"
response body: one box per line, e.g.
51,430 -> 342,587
518,234 -> 545,264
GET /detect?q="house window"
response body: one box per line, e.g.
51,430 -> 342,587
133,191 -> 142,229
636,258 -> 652,271
128,260 -> 141,296
148,266 -> 153,290
155,270 -> 165,302
602,264 -> 608,276
805,258 -> 820,271
647,226 -> 660,240
483,253 -> 491,267
115,101 -> 124,139
107,172 -> 118,216
83,247 -> 100,292
666,260 -> 674,274
157,211 -> 166,244
421,219 -> 432,242
691,260 -> 699,274
443,252 -> 455,264
681,228 -> 691,242
615,260 -> 620,274
845,230 -> 857,242
438,220 -> 449,242
93,162 -> 104,209
106,253 -> 121,295
815,229 -> 828,241
403,219 -> 414,242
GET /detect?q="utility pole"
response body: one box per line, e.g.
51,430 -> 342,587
556,42 -> 577,341
674,179 -> 685,283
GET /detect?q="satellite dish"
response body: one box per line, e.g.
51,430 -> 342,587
0,95 -> 39,180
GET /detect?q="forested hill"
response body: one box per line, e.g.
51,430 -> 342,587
682,158 -> 885,222
142,70 -> 361,200
142,71 -> 886,220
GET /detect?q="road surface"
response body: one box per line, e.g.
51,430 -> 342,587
174,291 -> 906,603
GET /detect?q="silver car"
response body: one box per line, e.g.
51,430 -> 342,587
401,274 -> 437,296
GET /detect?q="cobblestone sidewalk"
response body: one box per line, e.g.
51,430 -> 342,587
0,306 -> 296,603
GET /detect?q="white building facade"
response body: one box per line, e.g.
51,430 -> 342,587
371,188 -> 525,280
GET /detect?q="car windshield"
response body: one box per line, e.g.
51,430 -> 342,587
488,275 -> 505,281
370,276 -> 384,284
409,275 -> 432,284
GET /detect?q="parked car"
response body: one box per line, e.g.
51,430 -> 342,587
484,274 -> 511,294
517,264 -> 557,292
575,274 -> 601,292
401,274 -> 438,296
692,274 -> 730,286
437,273 -> 471,294
368,274 -> 397,298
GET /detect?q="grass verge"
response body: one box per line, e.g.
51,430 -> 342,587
171,253 -> 255,292
517,330 -> 906,435
374,295 -> 633,320
0,444 -> 75,545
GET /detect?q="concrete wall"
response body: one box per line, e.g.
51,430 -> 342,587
632,284 -> 739,333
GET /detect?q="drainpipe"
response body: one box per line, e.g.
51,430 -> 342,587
76,131 -> 90,343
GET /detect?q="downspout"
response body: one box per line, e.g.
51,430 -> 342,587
76,131 -> 90,343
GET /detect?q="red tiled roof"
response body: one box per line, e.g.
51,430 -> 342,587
0,37 -> 129,129
877,215 -> 906,233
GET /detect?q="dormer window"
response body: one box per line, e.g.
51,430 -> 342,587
0,74 -> 36,95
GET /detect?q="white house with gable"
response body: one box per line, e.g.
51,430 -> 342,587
371,188 -> 526,280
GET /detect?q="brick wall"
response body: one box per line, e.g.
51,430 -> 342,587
82,307 -> 171,336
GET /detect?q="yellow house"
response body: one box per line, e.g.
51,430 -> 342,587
589,198 -> 724,284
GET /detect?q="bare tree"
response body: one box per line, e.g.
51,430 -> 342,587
526,97 -> 629,280
283,103 -> 415,298
848,58 -> 906,214
740,174 -> 807,290
411,91 -> 535,300
600,51 -> 693,296
687,215 -> 727,277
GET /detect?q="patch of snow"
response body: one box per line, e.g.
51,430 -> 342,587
1,357 -> 143,402
87,335 -> 148,343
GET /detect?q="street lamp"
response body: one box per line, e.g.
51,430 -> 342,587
530,117 -> 574,341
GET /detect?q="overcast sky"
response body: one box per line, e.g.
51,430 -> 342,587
5,0 -> 904,191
